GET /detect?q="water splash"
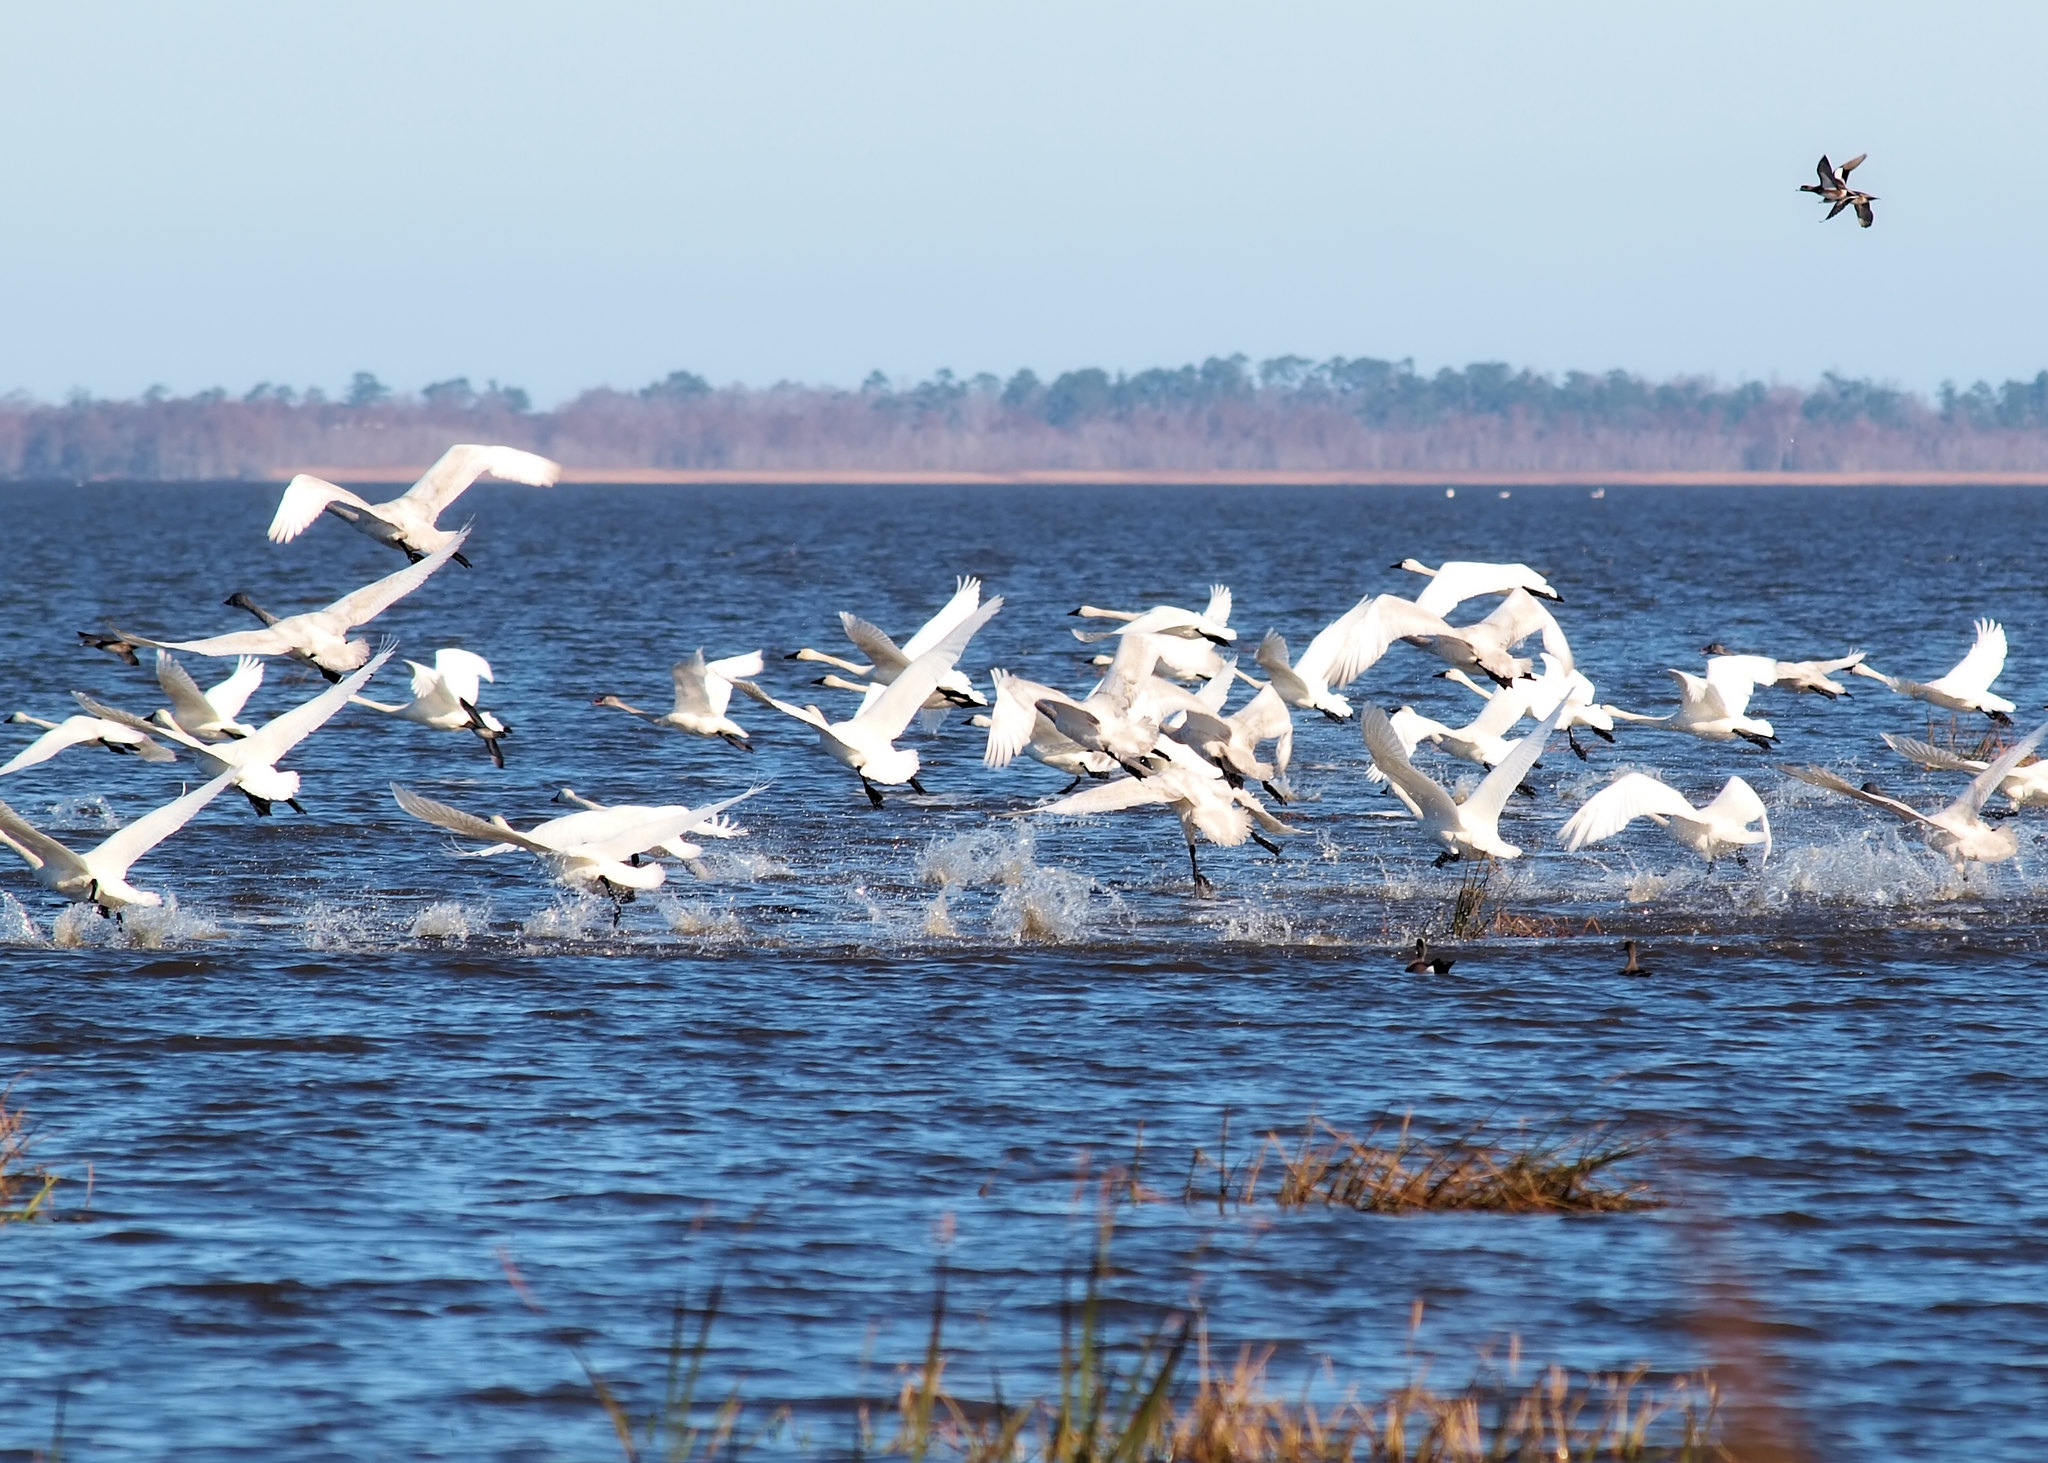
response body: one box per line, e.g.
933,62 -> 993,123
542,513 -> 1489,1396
522,893 -> 614,941
409,900 -> 484,941
660,897 -> 746,943
38,796 -> 118,832
918,826 -> 1044,887
990,866 -> 1099,942
51,903 -> 115,948
0,891 -> 45,945
123,896 -> 225,949
300,901 -> 384,951
922,890 -> 959,938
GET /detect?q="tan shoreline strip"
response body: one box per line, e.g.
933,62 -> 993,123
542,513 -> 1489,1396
276,466 -> 2048,487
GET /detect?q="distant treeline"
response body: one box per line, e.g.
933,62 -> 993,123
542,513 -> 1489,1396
7,356 -> 2048,478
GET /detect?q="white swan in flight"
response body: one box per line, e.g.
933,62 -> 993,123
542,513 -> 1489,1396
736,597 -> 1003,805
543,787 -> 752,863
119,531 -> 468,680
1360,699 -> 1566,865
1254,593 -> 1462,720
1880,732 -> 2048,809
1069,585 -> 1236,677
1398,588 -> 1564,686
3,710 -> 176,775
1609,658 -> 1779,748
392,782 -> 762,903
1437,653 -> 1618,760
969,703 -> 1120,790
1168,679 -> 1297,802
1851,619 -> 2016,725
1781,714 -> 2048,867
1559,773 -> 1771,865
1700,643 -> 1865,699
789,578 -> 991,729
0,767 -> 237,911
1018,735 -> 1297,895
154,653 -> 264,740
1392,559 -> 1562,617
267,444 -> 559,564
352,647 -> 510,767
77,645 -> 397,816
593,650 -> 764,750
982,632 -> 1204,778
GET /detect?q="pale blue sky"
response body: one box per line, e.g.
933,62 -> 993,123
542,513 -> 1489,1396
1,2 -> 2040,404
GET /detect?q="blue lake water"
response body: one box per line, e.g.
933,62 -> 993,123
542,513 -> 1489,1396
2,481 -> 2047,1459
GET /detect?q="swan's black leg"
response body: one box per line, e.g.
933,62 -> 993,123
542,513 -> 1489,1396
1432,850 -> 1459,868
1189,843 -> 1215,898
1252,831 -> 1282,857
1058,776 -> 1083,795
860,777 -> 885,809
908,777 -> 930,796
1568,727 -> 1590,761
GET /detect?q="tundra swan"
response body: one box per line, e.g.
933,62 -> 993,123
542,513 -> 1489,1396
1070,585 -> 1236,677
0,767 -> 237,911
736,597 -> 1003,805
267,444 -> 559,563
77,630 -> 143,666
1168,681 -> 1297,801
1559,773 -> 1771,864
1360,699 -> 1566,864
1439,654 -> 1618,759
1700,644 -> 1865,699
789,578 -> 990,729
1019,735 -> 1297,896
544,787 -> 752,861
121,530 -> 468,681
1880,733 -> 2048,809
3,711 -> 176,774
983,633 -> 1201,778
969,703 -> 1120,789
1780,714 -> 2048,868
77,645 -> 396,816
353,647 -> 509,767
593,649 -> 763,749
392,783 -> 761,906
1398,589 -> 1564,686
1851,619 -> 2015,724
155,652 -> 264,740
1392,560 -> 1562,616
1254,593 -> 1463,720
1608,659 -> 1779,748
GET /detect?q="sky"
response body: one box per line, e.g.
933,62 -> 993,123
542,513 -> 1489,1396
1,1 -> 2042,405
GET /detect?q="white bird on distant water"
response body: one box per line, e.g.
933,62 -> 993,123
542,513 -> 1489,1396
1881,732 -> 2048,809
1609,658 -> 1780,749
1018,735 -> 1298,896
1782,715 -> 2048,868
593,649 -> 764,750
1701,643 -> 1865,699
1560,773 -> 1772,865
1360,699 -> 1565,865
391,782 -> 763,910
154,652 -> 264,740
1851,619 -> 2016,725
3,710 -> 177,775
738,597 -> 1003,806
0,767 -> 237,912
1392,559 -> 1562,617
790,577 -> 991,729
266,444 -> 560,565
118,532 -> 467,681
352,647 -> 510,767
78,645 -> 397,816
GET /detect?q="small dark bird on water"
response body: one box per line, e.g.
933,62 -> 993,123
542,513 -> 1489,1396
1620,939 -> 1650,976
1800,153 -> 1876,228
1406,937 -> 1455,974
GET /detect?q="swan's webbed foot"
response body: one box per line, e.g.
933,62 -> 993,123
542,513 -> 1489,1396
1432,850 -> 1460,868
860,777 -> 885,809
452,551 -> 473,569
1515,781 -> 1537,799
1319,708 -> 1347,723
245,793 -> 274,817
1568,728 -> 1590,762
1189,845 -> 1215,898
1263,779 -> 1291,804
1594,725 -> 1617,743
1989,709 -> 2015,727
1734,852 -> 1748,867
723,734 -> 754,753
1734,730 -> 1777,751
287,798 -> 306,816
1252,831 -> 1282,857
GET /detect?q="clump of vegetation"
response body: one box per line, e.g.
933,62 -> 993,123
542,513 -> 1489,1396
1,1082 -> 63,1224
1186,1112 -> 1662,1214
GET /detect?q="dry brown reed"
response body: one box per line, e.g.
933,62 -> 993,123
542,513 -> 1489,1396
1186,1113 -> 1662,1214
1,1081 -> 62,1224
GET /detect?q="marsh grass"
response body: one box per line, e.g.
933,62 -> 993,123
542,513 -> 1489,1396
1,1082 -> 63,1224
1185,1112 -> 1662,1214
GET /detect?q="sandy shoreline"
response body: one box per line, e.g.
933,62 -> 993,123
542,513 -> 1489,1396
269,466 -> 2048,487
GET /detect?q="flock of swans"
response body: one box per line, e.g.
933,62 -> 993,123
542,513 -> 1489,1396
4,442 -> 2045,925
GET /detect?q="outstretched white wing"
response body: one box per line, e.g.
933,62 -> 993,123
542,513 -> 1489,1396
856,597 -> 1003,741
322,529 -> 471,627
696,651 -> 764,719
1929,619 -> 2008,700
1558,772 -> 1698,850
88,769 -> 240,882
223,644 -> 398,769
1779,764 -> 1941,830
1953,715 -> 2048,818
1462,700 -> 1566,829
983,671 -> 1065,769
1359,703 -> 1461,825
429,648 -> 494,708
1413,561 -> 1558,617
393,783 -> 556,854
268,475 -> 376,544
402,445 -> 561,521
1202,584 -> 1233,627
900,576 -> 983,661
205,656 -> 266,724
1703,655 -> 1778,718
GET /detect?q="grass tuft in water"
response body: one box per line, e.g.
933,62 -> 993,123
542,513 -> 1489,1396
1,1082 -> 63,1223
1185,1112 -> 1663,1214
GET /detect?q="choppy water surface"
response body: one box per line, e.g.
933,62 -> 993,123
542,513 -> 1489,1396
3,482 -> 2047,1459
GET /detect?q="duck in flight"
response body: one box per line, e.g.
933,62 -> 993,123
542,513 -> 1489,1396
1800,153 -> 1877,228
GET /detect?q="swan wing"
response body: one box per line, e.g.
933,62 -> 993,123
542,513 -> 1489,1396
3,716 -> 127,775
1301,594 -> 1421,689
89,768 -> 239,880
137,625 -> 298,659
1202,584 -> 1232,627
1558,772 -> 1697,850
899,576 -> 982,661
402,444 -> 561,520
1704,655 -> 1777,717
697,650 -> 764,718
1359,703 -> 1460,824
1702,775 -> 1770,832
839,613 -> 911,675
1025,774 -> 1172,817
1231,684 -> 1295,753
1778,764 -> 1938,828
66,695 -> 160,741
323,529 -> 470,627
232,644 -> 398,767
852,599 -> 1002,744
577,786 -> 766,863
1929,619 -> 2007,699
204,656 -> 266,722
1474,589 -> 1560,655
729,679 -> 830,731
268,475 -> 375,544
1464,699 -> 1566,827
0,799 -> 86,876
392,783 -> 555,853
1463,679 -> 1537,739
983,671 -> 1064,768
669,650 -> 716,717
1880,733 -> 1987,773
1955,715 -> 2048,818
1193,659 -> 1237,713
1414,561 -> 1552,617
155,650 -> 224,730
430,648 -> 494,708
